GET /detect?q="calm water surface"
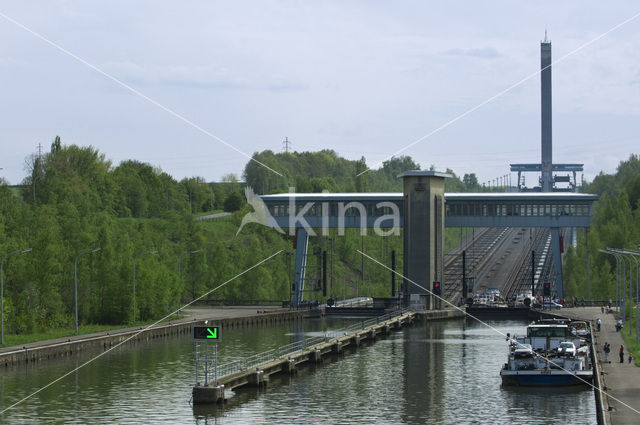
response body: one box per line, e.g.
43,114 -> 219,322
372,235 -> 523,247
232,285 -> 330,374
0,318 -> 596,424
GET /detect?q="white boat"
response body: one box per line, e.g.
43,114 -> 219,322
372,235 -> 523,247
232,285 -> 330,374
500,320 -> 593,386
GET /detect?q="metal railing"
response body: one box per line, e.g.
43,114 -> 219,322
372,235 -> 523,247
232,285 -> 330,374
212,307 -> 412,381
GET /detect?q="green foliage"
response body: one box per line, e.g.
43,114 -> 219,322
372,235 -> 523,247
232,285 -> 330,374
244,150 -> 482,195
564,154 -> 640,300
223,191 -> 245,212
6,138 -> 587,342
0,139 -> 288,341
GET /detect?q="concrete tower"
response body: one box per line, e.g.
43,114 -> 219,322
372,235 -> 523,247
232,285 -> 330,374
541,33 -> 553,192
399,171 -> 450,310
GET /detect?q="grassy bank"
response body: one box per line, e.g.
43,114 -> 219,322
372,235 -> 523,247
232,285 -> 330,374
621,311 -> 640,366
0,315 -> 183,349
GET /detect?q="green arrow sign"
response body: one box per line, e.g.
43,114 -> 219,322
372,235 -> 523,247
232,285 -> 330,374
193,325 -> 221,342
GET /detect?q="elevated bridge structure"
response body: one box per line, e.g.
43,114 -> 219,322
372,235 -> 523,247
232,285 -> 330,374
260,173 -> 597,308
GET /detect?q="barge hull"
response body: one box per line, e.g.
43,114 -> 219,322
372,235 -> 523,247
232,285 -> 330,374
501,371 -> 593,386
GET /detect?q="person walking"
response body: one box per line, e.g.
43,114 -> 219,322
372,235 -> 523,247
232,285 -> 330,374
628,353 -> 633,364
603,342 -> 610,363
619,345 -> 625,363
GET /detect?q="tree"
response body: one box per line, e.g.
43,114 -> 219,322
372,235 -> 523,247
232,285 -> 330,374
463,173 -> 480,191
224,191 -> 244,212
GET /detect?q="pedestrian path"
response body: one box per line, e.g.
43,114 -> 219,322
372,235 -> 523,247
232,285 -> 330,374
562,306 -> 640,425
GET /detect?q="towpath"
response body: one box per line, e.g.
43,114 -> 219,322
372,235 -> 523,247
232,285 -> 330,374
561,306 -> 640,425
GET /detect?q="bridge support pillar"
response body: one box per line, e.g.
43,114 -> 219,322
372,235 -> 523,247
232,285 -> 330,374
399,171 -> 450,310
293,228 -> 309,307
550,227 -> 564,299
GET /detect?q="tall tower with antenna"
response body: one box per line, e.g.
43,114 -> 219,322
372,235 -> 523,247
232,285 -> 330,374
540,31 -> 553,192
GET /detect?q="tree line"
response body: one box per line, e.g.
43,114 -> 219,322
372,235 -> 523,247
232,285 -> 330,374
0,138 -> 286,335
564,154 -> 640,300
243,149 -> 485,194
4,136 -> 621,337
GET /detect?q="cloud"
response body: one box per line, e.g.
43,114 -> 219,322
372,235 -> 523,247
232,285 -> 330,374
442,47 -> 502,59
102,61 -> 307,92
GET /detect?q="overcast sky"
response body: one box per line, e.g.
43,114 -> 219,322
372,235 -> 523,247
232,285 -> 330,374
1,1 -> 639,187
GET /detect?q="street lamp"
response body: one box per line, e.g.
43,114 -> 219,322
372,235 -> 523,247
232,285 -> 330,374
177,250 -> 201,276
613,251 -> 621,311
608,248 -> 635,337
1,248 -> 32,345
617,252 -> 628,314
620,252 -> 633,336
601,249 -> 621,312
621,250 -> 639,344
178,250 -> 201,302
132,250 -> 158,323
74,248 -> 101,334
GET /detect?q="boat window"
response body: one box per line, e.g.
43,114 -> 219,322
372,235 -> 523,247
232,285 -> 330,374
527,326 -> 567,338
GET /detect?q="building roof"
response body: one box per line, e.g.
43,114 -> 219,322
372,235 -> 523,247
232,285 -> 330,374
260,192 -> 599,202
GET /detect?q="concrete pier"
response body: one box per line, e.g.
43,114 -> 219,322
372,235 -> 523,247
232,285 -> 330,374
192,308 -> 465,404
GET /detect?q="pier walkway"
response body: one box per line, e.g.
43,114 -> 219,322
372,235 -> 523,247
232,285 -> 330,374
192,308 -> 465,403
561,306 -> 640,425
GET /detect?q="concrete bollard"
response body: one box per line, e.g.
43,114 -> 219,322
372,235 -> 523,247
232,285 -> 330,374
284,358 -> 297,374
248,370 -> 266,387
192,384 -> 225,404
352,334 -> 361,347
312,349 -> 322,362
369,329 -> 376,340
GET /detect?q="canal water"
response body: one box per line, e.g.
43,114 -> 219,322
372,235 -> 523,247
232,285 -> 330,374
0,318 -> 596,424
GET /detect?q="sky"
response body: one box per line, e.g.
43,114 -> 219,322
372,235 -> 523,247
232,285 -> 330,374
1,1 -> 639,187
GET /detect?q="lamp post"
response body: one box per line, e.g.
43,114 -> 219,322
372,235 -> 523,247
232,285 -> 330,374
621,250 -> 639,343
629,253 -> 632,334
604,251 -> 624,313
177,250 -> 201,276
623,252 -> 633,336
613,251 -> 621,312
609,248 -> 634,336
74,248 -> 101,334
618,253 -> 627,315
601,249 -> 622,312
133,250 -> 157,323
178,249 -> 201,301
1,248 -> 32,345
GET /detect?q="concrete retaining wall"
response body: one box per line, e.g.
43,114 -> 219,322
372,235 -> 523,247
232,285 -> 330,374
1,309 -> 320,367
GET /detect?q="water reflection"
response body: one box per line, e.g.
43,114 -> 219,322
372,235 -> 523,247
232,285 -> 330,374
0,318 -> 596,424
402,320 -> 445,424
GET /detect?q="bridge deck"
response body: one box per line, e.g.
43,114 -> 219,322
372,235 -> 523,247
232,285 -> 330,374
260,192 -> 597,228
